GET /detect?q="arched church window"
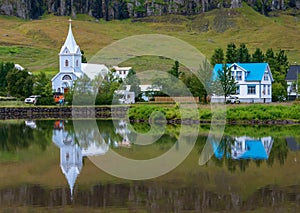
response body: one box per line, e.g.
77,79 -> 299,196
76,60 -> 79,67
65,60 -> 69,67
62,75 -> 72,81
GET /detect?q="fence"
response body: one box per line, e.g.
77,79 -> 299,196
150,96 -> 199,103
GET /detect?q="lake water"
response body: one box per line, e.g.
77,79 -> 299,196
0,119 -> 299,212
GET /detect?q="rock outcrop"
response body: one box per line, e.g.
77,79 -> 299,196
0,0 -> 298,20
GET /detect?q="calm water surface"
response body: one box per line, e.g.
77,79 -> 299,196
0,119 -> 299,212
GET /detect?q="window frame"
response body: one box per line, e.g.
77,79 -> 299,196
65,60 -> 69,67
236,71 -> 242,81
263,72 -> 269,81
247,85 -> 256,95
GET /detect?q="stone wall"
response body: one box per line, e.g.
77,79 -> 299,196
0,106 -> 128,120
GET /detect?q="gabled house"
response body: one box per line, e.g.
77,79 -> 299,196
286,65 -> 300,100
212,63 -> 274,103
112,66 -> 132,80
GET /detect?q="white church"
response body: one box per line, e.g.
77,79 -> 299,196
51,20 -> 109,94
52,120 -> 110,198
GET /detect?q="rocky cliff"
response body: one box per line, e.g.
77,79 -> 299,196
0,0 -> 299,20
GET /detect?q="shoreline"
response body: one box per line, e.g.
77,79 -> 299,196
0,106 -> 300,125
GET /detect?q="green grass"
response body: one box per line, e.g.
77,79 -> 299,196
0,46 -> 57,72
0,100 -> 26,106
128,102 -> 300,122
1,4 -> 300,76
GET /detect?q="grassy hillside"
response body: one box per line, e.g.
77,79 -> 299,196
0,3 -> 300,76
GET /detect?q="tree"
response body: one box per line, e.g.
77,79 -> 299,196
237,43 -> 251,63
198,58 -> 213,102
68,74 -> 95,105
81,50 -> 87,63
265,48 -> 275,67
168,60 -> 182,79
182,74 -> 205,101
6,68 -> 33,98
0,62 -> 14,95
225,43 -> 238,63
272,82 -> 287,102
217,65 -> 237,102
95,74 -> 120,105
211,48 -> 224,66
124,69 -> 141,101
252,48 -> 265,62
33,72 -> 54,105
274,49 -> 289,85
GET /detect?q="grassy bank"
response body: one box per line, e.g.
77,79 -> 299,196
1,4 -> 300,73
1,102 -> 300,123
128,102 -> 300,123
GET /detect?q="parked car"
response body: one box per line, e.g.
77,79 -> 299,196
24,95 -> 40,104
25,120 -> 37,129
226,96 -> 240,104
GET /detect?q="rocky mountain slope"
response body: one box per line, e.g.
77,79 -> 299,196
0,0 -> 299,20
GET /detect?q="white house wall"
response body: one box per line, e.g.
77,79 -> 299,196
229,65 -> 272,103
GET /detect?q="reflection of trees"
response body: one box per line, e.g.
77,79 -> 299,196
207,134 -> 289,173
0,121 -> 51,152
210,135 -> 251,173
267,138 -> 289,166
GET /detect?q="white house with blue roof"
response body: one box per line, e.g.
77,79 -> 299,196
212,136 -> 274,160
212,63 -> 274,103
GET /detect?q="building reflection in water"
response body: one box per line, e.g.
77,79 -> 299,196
52,120 -> 131,197
213,135 -> 274,160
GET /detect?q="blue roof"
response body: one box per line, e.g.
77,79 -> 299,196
213,63 -> 270,81
238,140 -> 268,160
212,139 -> 269,160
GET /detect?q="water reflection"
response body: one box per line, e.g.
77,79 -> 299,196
209,130 -> 290,173
52,120 -> 111,197
213,136 -> 274,160
0,120 -> 299,212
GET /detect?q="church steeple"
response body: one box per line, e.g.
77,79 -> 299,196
60,19 -> 80,54
59,19 -> 82,73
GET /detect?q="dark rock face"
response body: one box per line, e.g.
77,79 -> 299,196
0,0 -> 298,20
0,0 -> 242,20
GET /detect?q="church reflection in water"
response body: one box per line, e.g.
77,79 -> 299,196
52,120 -> 131,197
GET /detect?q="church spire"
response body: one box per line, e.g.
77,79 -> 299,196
60,19 -> 80,54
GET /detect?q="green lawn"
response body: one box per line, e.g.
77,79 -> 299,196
1,3 -> 300,76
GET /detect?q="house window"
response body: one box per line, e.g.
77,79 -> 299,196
236,85 -> 240,95
236,71 -> 242,80
233,65 -> 237,70
76,60 -> 79,67
62,75 -> 72,80
267,85 -> 270,95
231,71 -> 234,80
65,60 -> 69,67
264,72 -> 269,81
247,85 -> 256,95
262,85 -> 266,95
